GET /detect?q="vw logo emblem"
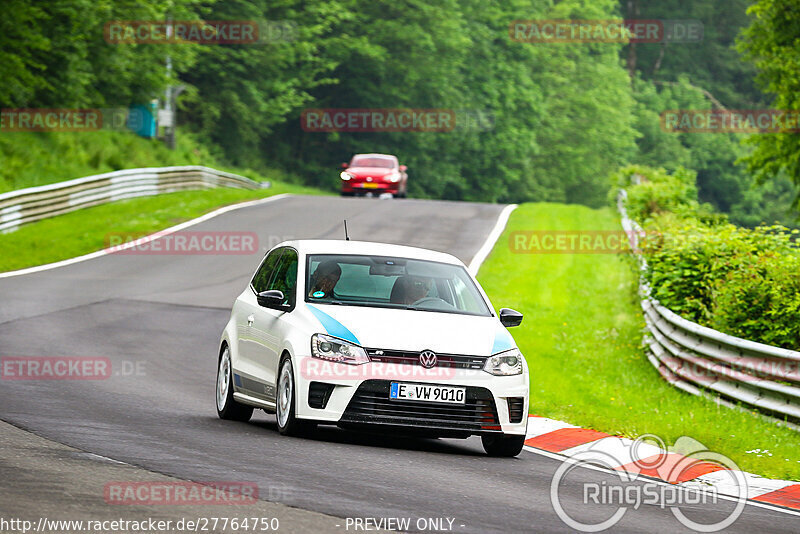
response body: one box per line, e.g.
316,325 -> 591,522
419,350 -> 437,369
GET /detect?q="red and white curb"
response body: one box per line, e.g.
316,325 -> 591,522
523,415 -> 800,511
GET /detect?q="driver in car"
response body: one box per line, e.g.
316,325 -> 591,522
308,261 -> 341,299
404,276 -> 432,305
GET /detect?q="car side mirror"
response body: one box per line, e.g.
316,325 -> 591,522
257,290 -> 287,310
341,162 -> 349,169
499,308 -> 523,327
399,165 -> 407,172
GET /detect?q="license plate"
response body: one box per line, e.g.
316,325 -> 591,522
389,382 -> 466,404
359,182 -> 379,189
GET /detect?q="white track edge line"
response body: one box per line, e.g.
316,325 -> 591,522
468,204 -> 517,276
0,194 -> 293,279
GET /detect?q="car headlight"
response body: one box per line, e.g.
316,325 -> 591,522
311,334 -> 368,365
340,171 -> 353,181
386,173 -> 401,183
483,348 -> 523,376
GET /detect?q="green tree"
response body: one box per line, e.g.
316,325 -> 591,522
622,0 -> 766,109
738,0 -> 800,210
0,0 -> 50,106
180,0 -> 358,167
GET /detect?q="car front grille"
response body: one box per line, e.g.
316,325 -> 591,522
365,348 -> 487,370
340,380 -> 501,433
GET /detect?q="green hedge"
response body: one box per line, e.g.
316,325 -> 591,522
617,165 -> 800,350
611,165 -> 723,225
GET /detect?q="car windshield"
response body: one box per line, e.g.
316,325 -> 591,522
350,157 -> 395,168
305,254 -> 491,316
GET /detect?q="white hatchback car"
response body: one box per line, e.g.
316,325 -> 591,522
216,240 -> 529,456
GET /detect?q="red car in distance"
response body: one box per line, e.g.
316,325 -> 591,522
340,153 -> 408,198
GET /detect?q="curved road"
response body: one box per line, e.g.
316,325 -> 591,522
0,195 -> 795,533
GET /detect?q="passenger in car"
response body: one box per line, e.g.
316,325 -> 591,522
308,261 -> 342,298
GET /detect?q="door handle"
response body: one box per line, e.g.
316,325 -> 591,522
247,314 -> 255,326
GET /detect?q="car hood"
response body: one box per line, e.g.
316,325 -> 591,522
304,303 -> 516,356
347,167 -> 394,178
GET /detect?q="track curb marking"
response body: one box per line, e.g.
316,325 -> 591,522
524,427 -> 610,453
753,484 -> 800,508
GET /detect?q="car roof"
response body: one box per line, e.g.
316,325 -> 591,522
276,240 -> 464,266
351,153 -> 397,160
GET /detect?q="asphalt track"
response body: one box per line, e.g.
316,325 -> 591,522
0,195 -> 797,533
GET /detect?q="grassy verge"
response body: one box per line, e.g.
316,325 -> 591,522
478,202 -> 800,481
0,129 -> 310,193
0,181 -> 327,273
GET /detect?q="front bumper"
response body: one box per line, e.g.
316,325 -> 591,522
294,357 -> 529,436
342,181 -> 399,194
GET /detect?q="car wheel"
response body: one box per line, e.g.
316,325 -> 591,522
481,434 -> 525,457
276,355 -> 315,436
216,345 -> 253,422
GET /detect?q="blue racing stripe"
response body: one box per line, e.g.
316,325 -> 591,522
306,304 -> 361,345
492,326 -> 515,354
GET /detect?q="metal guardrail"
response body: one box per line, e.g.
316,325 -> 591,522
0,166 -> 268,233
618,190 -> 800,429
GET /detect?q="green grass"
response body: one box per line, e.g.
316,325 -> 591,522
478,202 -> 800,481
0,129 -> 307,193
0,127 -> 327,271
0,181 -> 327,273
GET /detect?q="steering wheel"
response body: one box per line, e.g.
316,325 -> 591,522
410,296 -> 450,308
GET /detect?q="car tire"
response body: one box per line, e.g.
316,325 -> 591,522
481,434 -> 525,457
276,355 -> 315,436
216,345 -> 254,422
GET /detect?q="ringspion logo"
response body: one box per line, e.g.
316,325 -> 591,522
550,435 -> 747,532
